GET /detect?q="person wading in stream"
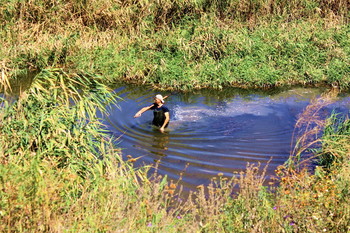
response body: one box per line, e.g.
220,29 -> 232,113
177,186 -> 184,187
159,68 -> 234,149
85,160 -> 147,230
134,94 -> 170,132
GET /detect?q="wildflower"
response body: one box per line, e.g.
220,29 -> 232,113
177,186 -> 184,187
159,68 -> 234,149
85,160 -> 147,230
147,222 -> 152,227
167,190 -> 174,195
217,172 -> 224,176
177,216 -> 182,219
273,206 -> 277,210
289,221 -> 296,226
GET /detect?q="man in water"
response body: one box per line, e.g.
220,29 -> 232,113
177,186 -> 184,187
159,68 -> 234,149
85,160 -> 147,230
134,94 -> 170,132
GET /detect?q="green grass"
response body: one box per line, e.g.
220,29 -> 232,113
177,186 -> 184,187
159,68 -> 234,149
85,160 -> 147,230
0,71 -> 349,232
68,20 -> 349,90
1,0 -> 349,90
0,1 -> 349,231
318,113 -> 350,168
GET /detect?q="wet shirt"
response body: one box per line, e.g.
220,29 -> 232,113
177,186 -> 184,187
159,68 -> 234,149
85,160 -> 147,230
150,104 -> 169,127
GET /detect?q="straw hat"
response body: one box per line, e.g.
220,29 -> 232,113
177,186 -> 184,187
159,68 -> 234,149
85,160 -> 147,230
155,94 -> 164,103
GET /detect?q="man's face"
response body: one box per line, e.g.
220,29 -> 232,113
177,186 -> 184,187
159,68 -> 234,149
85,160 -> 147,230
154,98 -> 162,104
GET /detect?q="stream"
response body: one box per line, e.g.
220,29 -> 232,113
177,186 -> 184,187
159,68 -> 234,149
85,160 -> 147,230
105,86 -> 350,192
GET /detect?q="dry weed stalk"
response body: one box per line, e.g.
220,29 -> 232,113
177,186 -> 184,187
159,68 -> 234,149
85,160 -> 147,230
290,87 -> 340,168
238,162 -> 269,199
0,60 -> 12,93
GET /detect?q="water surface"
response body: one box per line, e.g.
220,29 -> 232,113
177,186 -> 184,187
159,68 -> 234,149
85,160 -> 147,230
106,86 -> 350,191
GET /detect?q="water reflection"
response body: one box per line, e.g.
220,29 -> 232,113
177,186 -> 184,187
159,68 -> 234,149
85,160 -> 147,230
150,130 -> 169,157
1,69 -> 38,95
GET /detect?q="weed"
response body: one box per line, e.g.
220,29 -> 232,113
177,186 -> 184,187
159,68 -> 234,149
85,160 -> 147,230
1,1 -> 349,90
0,1 -> 349,231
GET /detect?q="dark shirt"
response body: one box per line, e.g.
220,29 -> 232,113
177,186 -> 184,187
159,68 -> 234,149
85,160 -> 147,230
150,104 -> 169,127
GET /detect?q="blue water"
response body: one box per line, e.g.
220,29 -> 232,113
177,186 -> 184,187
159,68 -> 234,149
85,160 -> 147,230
104,86 -> 350,191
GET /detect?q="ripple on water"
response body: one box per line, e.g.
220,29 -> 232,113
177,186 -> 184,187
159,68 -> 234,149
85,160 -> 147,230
105,87 -> 350,191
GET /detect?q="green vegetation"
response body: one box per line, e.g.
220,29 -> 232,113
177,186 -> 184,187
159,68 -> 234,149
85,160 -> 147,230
319,113 -> 350,167
0,71 -> 349,232
1,1 -> 349,232
1,0 -> 349,90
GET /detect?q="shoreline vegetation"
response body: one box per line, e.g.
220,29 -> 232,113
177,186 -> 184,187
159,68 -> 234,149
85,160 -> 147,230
1,71 -> 349,232
0,0 -> 349,232
1,0 -> 349,91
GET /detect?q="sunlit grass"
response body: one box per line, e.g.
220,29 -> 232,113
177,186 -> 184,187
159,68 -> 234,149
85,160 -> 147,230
1,0 -> 349,90
0,0 -> 349,231
0,70 -> 349,232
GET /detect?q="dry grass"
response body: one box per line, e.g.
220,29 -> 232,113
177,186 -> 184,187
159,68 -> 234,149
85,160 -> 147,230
0,70 -> 349,232
290,87 -> 341,167
0,1 -> 349,230
0,60 -> 12,93
1,0 -> 349,91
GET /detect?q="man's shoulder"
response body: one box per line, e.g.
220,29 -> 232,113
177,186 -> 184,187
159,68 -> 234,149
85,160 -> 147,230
161,105 -> 169,112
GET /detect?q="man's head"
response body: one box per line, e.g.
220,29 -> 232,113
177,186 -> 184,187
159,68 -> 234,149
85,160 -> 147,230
154,94 -> 164,104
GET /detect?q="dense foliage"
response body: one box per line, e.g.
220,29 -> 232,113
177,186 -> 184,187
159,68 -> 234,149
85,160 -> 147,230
1,0 -> 349,90
0,71 -> 348,232
0,1 -> 349,232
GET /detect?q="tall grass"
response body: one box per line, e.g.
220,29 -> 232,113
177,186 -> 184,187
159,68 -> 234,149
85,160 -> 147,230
0,0 -> 350,230
1,0 -> 349,90
0,70 -> 266,231
0,69 -> 349,231
318,113 -> 350,168
289,87 -> 340,166
1,0 -> 348,29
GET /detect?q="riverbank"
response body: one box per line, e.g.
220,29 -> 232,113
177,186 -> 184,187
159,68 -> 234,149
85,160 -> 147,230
1,0 -> 349,91
0,71 -> 349,232
1,1 -> 349,231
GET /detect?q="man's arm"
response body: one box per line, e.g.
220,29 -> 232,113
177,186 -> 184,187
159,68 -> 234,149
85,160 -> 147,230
134,104 -> 154,118
159,112 -> 170,132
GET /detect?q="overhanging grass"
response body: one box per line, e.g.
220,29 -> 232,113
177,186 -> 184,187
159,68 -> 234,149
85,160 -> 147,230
0,2 -> 350,230
0,70 -> 349,232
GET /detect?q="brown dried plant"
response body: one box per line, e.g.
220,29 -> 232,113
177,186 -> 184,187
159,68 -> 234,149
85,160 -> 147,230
290,87 -> 340,169
0,60 -> 12,93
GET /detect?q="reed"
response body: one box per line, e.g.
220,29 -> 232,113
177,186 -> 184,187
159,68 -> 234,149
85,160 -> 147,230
289,88 -> 339,167
0,74 -> 349,231
318,113 -> 350,168
0,1 -> 350,231
1,0 -> 348,29
1,0 -> 349,90
271,87 -> 350,232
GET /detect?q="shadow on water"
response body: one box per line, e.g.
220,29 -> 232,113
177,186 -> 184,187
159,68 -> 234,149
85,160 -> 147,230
105,85 -> 350,193
1,69 -> 38,96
